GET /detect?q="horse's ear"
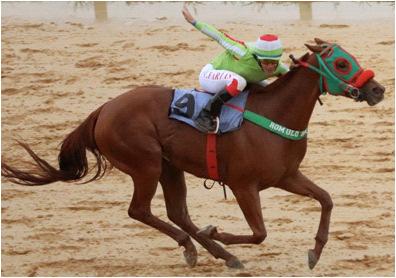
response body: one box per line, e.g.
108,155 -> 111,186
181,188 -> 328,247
300,52 -> 310,62
305,43 -> 322,53
314,38 -> 330,45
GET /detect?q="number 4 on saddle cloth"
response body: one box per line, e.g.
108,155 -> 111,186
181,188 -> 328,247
169,88 -> 248,134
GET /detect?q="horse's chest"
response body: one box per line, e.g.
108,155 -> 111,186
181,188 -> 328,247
258,141 -> 307,185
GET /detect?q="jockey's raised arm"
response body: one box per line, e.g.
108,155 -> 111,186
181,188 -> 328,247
181,4 -> 289,133
192,21 -> 248,59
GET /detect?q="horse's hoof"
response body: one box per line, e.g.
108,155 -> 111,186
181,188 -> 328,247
183,248 -> 198,267
226,257 -> 245,269
197,225 -> 216,237
308,249 -> 318,269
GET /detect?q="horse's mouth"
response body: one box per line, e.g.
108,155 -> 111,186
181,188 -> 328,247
366,94 -> 384,106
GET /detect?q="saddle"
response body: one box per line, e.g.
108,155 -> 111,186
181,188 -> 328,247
169,88 -> 249,134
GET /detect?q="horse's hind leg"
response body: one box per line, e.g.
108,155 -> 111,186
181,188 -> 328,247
126,161 -> 197,267
159,160 -> 243,269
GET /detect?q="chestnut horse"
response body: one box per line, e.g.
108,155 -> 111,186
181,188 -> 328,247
2,39 -> 385,269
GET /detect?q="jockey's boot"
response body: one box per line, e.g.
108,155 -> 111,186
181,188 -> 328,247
195,90 -> 233,133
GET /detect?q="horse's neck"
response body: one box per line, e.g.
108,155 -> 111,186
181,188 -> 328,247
248,66 -> 320,131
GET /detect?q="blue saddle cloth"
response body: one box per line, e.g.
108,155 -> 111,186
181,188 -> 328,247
169,89 -> 249,133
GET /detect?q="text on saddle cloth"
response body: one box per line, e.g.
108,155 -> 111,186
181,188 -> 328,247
169,88 -> 249,134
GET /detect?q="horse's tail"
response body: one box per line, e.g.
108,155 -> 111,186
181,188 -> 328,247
1,105 -> 109,186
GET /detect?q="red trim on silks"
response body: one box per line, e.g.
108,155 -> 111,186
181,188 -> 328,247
226,79 -> 241,96
206,134 -> 219,181
352,69 -> 375,88
224,33 -> 246,46
224,103 -> 244,112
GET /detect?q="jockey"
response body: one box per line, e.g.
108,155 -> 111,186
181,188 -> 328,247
182,5 -> 289,133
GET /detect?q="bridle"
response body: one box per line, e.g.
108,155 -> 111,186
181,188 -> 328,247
290,43 -> 375,102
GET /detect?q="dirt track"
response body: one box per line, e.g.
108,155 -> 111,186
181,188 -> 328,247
1,8 -> 395,277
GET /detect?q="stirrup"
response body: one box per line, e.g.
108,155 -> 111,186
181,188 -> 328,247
208,117 -> 220,134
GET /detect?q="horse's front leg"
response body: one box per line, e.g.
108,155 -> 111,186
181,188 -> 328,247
279,170 -> 333,269
199,183 -> 267,245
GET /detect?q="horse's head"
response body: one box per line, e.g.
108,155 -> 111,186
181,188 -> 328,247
300,38 -> 385,106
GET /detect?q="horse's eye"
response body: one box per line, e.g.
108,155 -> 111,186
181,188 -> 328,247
337,60 -> 348,69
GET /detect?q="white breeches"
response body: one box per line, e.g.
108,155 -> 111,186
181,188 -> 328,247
198,64 -> 247,96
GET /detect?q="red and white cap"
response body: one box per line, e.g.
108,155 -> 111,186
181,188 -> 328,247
247,34 -> 283,60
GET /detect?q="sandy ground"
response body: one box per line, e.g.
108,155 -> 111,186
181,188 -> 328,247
1,10 -> 395,277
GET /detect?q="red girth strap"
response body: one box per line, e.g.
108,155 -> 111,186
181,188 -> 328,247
206,134 -> 219,180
